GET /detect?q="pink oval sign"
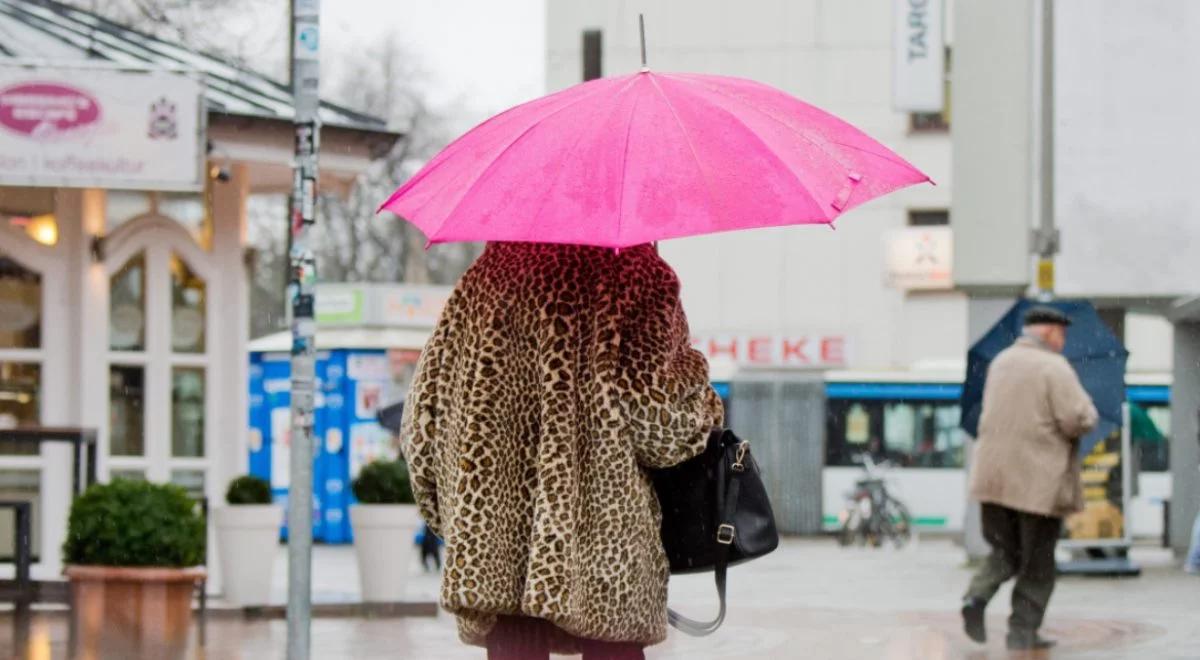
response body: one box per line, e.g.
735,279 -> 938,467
0,82 -> 101,138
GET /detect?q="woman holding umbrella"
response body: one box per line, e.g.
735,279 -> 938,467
388,31 -> 927,659
400,242 -> 722,658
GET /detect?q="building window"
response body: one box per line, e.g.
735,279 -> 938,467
583,29 -> 603,81
908,210 -> 949,226
170,469 -> 206,500
169,255 -> 206,354
826,399 -> 965,468
109,365 -> 145,457
0,253 -> 41,349
910,46 -> 951,132
171,367 -> 205,458
110,254 -> 147,352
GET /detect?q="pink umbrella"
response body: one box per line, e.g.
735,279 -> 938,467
379,70 -> 930,248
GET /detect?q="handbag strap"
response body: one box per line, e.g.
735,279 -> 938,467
667,440 -> 744,637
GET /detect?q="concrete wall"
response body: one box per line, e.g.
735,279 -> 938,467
1169,322 -> 1200,556
949,0 -> 1034,292
547,0 -> 957,372
1054,0 -> 1200,298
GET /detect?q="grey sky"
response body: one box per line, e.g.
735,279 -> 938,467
322,0 -> 546,133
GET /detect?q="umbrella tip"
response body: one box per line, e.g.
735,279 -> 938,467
639,14 -> 648,69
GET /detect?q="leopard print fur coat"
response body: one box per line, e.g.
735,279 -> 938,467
400,242 -> 723,649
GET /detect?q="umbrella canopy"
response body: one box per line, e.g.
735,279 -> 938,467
379,71 -> 930,248
960,299 -> 1128,455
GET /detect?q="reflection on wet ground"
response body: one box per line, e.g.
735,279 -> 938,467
1,538 -> 1196,659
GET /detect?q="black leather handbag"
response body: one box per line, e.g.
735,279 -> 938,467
651,428 -> 779,636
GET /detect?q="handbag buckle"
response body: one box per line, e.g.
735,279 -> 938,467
731,442 -> 749,472
716,523 -> 736,545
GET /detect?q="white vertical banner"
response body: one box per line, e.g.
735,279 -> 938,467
892,0 -> 945,112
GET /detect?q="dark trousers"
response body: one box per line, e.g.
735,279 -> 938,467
966,503 -> 1062,633
486,615 -> 645,660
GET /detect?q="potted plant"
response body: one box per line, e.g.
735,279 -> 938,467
350,459 -> 420,602
63,479 -> 206,660
214,475 -> 280,606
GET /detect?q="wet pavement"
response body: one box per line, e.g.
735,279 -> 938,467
2,537 -> 1197,659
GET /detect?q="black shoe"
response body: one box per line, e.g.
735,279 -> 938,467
961,598 -> 987,644
1006,631 -> 1056,650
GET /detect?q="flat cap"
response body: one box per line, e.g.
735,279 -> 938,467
1023,305 -> 1072,327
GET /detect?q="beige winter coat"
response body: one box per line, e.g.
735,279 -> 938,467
399,243 -> 723,649
968,337 -> 1099,517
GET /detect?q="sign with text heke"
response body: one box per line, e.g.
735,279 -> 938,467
892,0 -> 945,112
0,63 -> 204,190
691,334 -> 848,369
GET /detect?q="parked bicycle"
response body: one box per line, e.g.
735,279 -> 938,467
836,453 -> 914,548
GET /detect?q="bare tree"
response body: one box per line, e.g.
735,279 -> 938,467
63,0 -> 288,78
246,35 -> 481,337
311,35 -> 480,285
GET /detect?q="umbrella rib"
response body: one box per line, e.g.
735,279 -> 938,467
664,79 -> 831,222
646,75 -> 724,230
521,78 -> 643,243
428,79 -> 630,242
613,88 -> 644,247
665,73 -> 856,173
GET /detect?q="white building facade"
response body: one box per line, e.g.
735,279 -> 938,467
547,0 -> 1179,536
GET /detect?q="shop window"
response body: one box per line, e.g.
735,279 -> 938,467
170,255 -> 206,354
3,213 -> 58,246
1131,402 -> 1169,473
109,469 -> 145,482
0,363 -> 39,456
0,470 -> 41,559
106,190 -> 210,248
109,365 -> 145,456
171,367 -> 205,458
826,399 -> 965,468
104,190 -> 153,232
1,188 -> 56,247
159,192 -> 209,248
109,254 -> 147,352
0,253 -> 40,349
170,469 -> 206,500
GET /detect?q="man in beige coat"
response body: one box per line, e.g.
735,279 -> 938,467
961,306 -> 1098,651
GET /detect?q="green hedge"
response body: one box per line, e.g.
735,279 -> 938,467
63,480 -> 205,568
225,475 -> 273,505
351,459 -> 414,505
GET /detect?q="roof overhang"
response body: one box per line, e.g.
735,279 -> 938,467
207,113 -> 403,195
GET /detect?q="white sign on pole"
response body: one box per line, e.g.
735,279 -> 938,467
0,62 -> 205,191
885,226 -> 953,290
892,0 -> 945,113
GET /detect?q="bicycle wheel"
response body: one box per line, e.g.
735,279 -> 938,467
884,499 -> 914,548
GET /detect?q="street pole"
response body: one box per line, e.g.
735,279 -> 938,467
1033,0 -> 1058,301
287,1 -> 320,658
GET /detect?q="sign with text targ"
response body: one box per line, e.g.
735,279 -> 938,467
690,334 -> 849,369
892,0 -> 945,112
0,63 -> 204,190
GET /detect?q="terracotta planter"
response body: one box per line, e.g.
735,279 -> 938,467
214,504 -> 281,606
67,565 -> 205,660
350,504 -> 420,602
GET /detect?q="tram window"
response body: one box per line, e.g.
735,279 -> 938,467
1130,402 -> 1169,473
826,399 -> 965,468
